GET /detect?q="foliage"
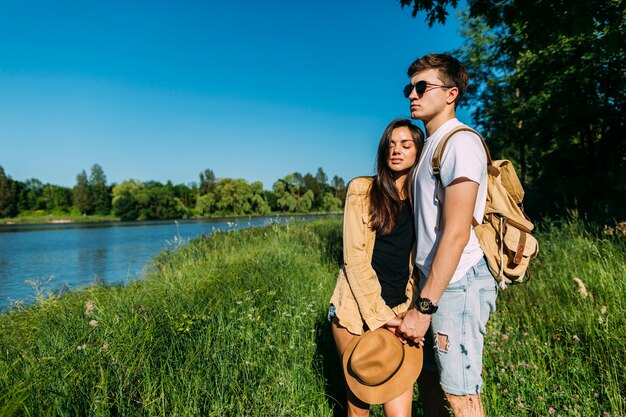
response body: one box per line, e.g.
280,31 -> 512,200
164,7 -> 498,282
0,166 -> 18,218
0,217 -> 624,416
331,175 -> 347,201
195,192 -> 216,216
296,189 -> 315,212
42,184 -> 72,213
89,164 -> 111,215
111,179 -> 143,221
320,192 -> 343,212
271,167 -> 345,213
273,180 -> 298,212
400,0 -> 626,220
18,178 -> 46,212
2,165 -> 346,223
198,168 -> 216,195
72,170 -> 93,215
398,0 -> 459,26
249,181 -> 271,215
112,180 -> 188,221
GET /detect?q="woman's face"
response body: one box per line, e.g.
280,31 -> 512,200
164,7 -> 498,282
387,126 -> 418,175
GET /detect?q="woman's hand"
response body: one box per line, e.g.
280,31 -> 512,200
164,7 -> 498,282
384,312 -> 407,342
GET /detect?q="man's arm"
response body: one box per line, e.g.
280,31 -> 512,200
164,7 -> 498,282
398,177 -> 479,340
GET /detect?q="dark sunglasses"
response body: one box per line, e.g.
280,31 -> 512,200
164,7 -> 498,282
403,80 -> 455,98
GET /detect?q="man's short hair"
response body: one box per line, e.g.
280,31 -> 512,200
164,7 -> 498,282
407,53 -> 469,107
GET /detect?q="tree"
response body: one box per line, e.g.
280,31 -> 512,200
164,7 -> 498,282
303,173 -> 321,203
90,164 -> 111,215
250,181 -> 271,215
264,190 -> 278,211
296,189 -> 315,212
199,169 -> 216,195
212,178 -> 251,215
18,178 -> 45,211
145,181 -> 187,220
273,180 -> 297,212
315,167 -> 328,186
43,184 -> 72,213
112,180 -> 143,221
0,166 -> 18,218
320,192 -> 343,212
284,173 -> 304,198
398,0 -> 460,27
73,170 -> 93,215
196,192 -> 216,216
399,0 -> 626,218
174,183 -> 196,210
331,175 -> 346,200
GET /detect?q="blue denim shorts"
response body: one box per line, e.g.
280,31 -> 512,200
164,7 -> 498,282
327,304 -> 336,322
422,257 -> 497,395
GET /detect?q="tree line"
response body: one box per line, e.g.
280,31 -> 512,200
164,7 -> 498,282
0,165 -> 347,221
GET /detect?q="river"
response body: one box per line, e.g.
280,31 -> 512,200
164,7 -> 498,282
0,214 -> 325,310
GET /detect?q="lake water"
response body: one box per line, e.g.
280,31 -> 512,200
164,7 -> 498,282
0,215 -> 325,310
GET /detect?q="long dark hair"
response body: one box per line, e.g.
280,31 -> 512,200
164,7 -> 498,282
370,119 -> 424,235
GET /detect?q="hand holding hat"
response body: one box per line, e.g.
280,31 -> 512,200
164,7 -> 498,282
342,327 -> 423,405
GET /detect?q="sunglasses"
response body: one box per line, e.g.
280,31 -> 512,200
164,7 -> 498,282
403,80 -> 455,98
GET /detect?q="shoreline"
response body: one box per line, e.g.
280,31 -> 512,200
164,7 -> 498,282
0,211 -> 341,227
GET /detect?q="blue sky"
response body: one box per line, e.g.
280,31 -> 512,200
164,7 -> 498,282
0,0 -> 470,190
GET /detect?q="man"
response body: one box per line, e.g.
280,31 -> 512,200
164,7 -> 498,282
398,53 -> 497,417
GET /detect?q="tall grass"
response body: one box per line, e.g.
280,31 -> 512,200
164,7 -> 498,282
0,219 -> 344,416
482,218 -> 625,417
0,217 -> 624,416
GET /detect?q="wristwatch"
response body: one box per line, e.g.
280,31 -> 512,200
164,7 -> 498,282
416,297 -> 439,314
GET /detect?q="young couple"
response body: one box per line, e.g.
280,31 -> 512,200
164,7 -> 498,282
329,53 -> 497,417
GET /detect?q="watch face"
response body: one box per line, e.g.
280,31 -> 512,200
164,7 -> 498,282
419,301 -> 430,310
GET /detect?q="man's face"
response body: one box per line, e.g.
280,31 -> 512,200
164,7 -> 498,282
406,68 -> 452,122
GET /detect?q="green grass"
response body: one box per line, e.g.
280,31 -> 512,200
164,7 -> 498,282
482,218 -> 626,417
0,211 -> 341,226
0,213 -> 119,225
0,217 -> 624,416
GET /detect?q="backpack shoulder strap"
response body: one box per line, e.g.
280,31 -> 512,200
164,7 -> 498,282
431,126 -> 492,179
430,126 -> 492,230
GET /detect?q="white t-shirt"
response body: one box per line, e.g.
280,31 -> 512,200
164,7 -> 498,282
413,118 -> 488,288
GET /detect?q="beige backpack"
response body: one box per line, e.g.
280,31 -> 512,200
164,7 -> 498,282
432,126 -> 539,288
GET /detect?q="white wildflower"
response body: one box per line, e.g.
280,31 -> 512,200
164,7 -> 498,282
572,277 -> 588,298
84,300 -> 95,316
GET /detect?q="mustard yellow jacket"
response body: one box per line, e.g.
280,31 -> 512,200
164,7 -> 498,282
329,176 -> 417,335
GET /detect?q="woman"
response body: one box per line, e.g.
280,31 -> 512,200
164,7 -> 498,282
329,118 -> 424,416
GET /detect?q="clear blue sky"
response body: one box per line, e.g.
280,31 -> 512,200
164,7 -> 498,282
0,0 -> 469,190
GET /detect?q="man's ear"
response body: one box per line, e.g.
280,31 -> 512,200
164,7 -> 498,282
445,87 -> 459,105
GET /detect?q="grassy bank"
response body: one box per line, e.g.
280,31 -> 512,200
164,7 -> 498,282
0,213 -> 120,225
0,217 -> 624,416
0,211 -> 341,226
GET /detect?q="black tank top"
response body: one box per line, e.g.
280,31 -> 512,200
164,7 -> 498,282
371,199 -> 415,308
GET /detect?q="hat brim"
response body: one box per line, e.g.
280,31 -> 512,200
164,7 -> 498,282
342,329 -> 423,405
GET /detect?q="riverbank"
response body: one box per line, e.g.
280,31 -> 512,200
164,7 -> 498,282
0,217 -> 624,416
0,211 -> 342,226
0,214 -> 120,225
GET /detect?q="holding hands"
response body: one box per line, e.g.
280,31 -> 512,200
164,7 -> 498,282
384,310 -> 428,347
398,308 -> 431,347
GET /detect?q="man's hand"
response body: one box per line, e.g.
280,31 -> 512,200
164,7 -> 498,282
399,308 -> 431,347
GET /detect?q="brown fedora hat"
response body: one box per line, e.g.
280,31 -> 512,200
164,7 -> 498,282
342,328 -> 423,405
